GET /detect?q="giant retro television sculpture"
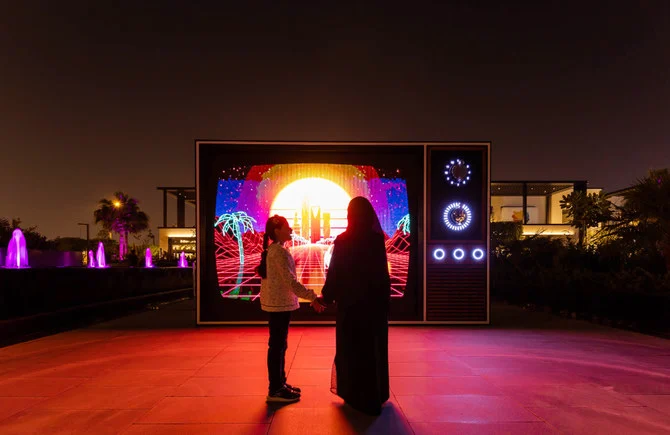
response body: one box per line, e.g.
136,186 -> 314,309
196,141 -> 490,324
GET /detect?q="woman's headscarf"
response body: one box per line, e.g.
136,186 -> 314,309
346,196 -> 384,236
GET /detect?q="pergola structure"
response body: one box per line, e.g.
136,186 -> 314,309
156,186 -> 196,228
156,187 -> 196,257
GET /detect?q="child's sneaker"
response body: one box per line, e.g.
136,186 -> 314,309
266,386 -> 300,403
285,383 -> 301,393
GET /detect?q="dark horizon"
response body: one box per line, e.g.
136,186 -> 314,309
1,2 -> 669,239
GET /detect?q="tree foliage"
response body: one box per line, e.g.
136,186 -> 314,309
600,169 -> 670,270
0,218 -> 52,250
93,192 -> 149,261
560,191 -> 612,246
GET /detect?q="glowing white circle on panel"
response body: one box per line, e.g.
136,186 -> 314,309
444,159 -> 472,186
452,248 -> 465,260
442,202 -> 472,231
472,248 -> 485,260
433,248 -> 446,260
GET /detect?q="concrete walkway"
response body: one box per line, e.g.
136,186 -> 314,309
0,300 -> 668,434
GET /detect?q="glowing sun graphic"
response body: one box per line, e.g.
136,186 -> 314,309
270,177 -> 351,230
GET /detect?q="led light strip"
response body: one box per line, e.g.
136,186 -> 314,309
443,202 -> 472,231
431,247 -> 486,262
444,159 -> 471,186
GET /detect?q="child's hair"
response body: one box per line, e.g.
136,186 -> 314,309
255,215 -> 289,279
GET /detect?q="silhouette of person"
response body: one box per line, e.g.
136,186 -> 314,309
321,196 -> 390,415
256,215 -> 325,403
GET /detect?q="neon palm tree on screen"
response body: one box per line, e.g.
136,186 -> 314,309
397,214 -> 410,235
214,211 -> 256,264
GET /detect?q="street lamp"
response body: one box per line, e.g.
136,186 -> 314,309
78,223 -> 90,266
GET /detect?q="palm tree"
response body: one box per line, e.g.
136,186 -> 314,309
93,192 -> 149,261
560,191 -> 612,247
620,169 -> 670,268
214,211 -> 256,264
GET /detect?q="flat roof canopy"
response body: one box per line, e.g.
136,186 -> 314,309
491,181 -> 584,196
157,187 -> 196,206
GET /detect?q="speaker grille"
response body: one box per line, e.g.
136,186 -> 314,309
426,264 -> 487,321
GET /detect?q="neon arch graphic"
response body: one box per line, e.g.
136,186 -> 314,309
443,202 -> 473,231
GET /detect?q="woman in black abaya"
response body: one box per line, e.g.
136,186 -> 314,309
321,196 -> 390,416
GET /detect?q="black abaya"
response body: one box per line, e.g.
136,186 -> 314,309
322,230 -> 391,415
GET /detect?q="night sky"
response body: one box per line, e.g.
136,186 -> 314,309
1,2 -> 669,239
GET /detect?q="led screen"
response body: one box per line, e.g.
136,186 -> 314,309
213,164 -> 410,302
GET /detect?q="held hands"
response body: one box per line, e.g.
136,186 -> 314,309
310,298 -> 327,313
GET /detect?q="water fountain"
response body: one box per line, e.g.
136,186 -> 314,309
178,251 -> 188,268
87,250 -> 96,268
145,248 -> 154,268
5,228 -> 29,268
96,241 -> 107,268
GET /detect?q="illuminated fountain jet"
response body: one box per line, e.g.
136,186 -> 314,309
88,250 -> 96,268
5,228 -> 29,268
145,248 -> 154,268
96,241 -> 107,268
178,251 -> 188,268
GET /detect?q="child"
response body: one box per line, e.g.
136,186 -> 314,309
256,214 -> 326,403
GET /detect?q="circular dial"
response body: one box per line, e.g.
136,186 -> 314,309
443,202 -> 472,231
444,159 -> 472,186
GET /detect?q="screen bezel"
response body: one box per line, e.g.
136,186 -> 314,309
196,141 -> 426,324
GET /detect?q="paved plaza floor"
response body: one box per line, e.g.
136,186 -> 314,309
0,300 -> 669,434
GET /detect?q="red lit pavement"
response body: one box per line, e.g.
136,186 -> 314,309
0,301 -> 669,434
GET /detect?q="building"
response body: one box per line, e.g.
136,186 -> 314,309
491,180 -> 602,239
156,187 -> 196,258
604,186 -> 633,210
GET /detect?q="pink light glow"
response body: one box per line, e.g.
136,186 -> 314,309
88,250 -> 96,268
145,248 -> 154,268
5,228 -> 29,268
178,251 -> 188,268
96,241 -> 107,268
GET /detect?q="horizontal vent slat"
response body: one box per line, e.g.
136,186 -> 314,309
426,265 -> 487,322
